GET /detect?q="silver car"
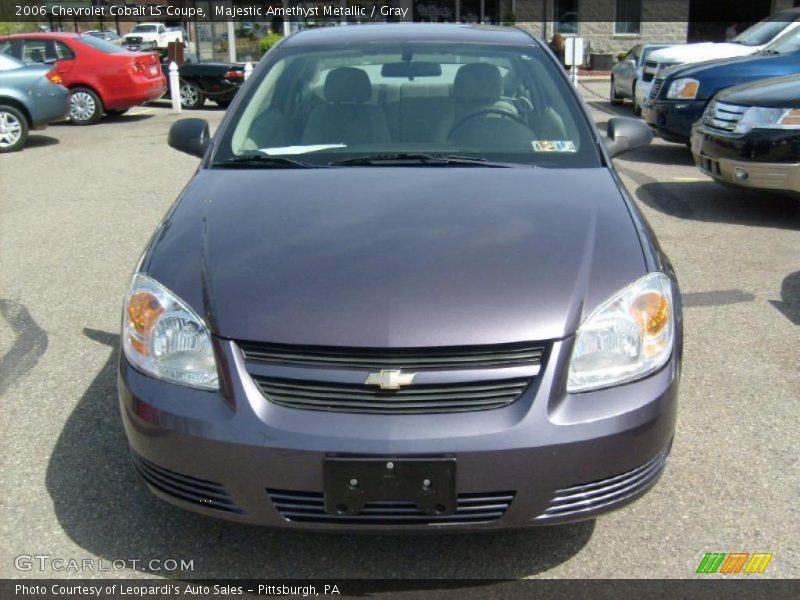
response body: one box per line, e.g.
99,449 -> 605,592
611,43 -> 670,114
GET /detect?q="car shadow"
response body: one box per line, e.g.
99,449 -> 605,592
44,329 -> 594,579
104,113 -> 155,123
627,177 -> 800,229
617,142 -> 695,167
769,271 -> 800,326
24,134 -> 60,149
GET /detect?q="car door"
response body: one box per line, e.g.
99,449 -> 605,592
618,46 -> 640,95
52,40 -> 77,83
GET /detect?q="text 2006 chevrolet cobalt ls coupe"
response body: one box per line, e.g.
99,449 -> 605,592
119,24 -> 681,530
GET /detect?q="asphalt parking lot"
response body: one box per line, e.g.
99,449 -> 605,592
1,85 -> 798,579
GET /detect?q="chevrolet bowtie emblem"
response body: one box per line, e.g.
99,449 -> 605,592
365,370 -> 416,390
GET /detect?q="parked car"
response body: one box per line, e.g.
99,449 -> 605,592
123,23 -> 181,51
610,43 -> 671,113
643,26 -> 800,144
120,24 -> 681,530
0,33 -> 166,125
691,74 -> 800,197
634,9 -> 800,112
84,30 -> 123,45
161,61 -> 244,109
0,52 -> 68,152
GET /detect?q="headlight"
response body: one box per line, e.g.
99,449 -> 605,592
567,272 -> 675,393
734,106 -> 800,134
123,273 -> 218,390
666,78 -> 700,100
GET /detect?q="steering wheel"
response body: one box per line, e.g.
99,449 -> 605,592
447,106 -> 529,140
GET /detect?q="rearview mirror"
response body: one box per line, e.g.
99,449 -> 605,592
605,117 -> 652,158
168,118 -> 210,157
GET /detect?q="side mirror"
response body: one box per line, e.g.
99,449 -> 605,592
168,118 -> 210,157
605,116 -> 652,158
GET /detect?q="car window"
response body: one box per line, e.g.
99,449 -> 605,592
0,52 -> 22,71
158,26 -> 166,34
55,41 -> 75,60
763,25 -> 800,54
21,39 -> 55,63
733,14 -> 798,47
132,25 -> 157,33
219,42 -> 600,169
75,35 -> 126,54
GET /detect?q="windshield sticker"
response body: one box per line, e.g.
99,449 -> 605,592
532,140 -> 577,153
260,144 -> 346,155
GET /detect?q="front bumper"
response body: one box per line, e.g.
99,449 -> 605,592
642,99 -> 706,144
691,123 -> 800,195
119,337 -> 680,531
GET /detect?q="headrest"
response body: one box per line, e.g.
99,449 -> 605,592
454,63 -> 502,101
324,67 -> 372,103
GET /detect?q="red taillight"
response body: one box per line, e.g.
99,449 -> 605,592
130,61 -> 147,75
46,70 -> 62,85
224,70 -> 244,81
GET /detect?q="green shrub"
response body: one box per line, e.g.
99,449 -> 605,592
259,33 -> 283,55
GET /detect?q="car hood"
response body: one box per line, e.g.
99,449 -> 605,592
141,167 -> 646,347
664,52 -> 796,90
648,42 -> 755,64
715,74 -> 800,109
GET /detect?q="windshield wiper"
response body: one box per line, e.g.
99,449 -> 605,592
213,155 -> 320,169
329,153 -> 511,167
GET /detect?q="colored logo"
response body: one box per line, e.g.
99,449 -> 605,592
696,552 -> 773,574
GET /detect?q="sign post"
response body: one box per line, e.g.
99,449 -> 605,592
565,37 -> 585,88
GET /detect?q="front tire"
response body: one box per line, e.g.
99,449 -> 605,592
610,78 -> 624,106
179,80 -> 204,109
69,87 -> 103,125
0,105 -> 28,153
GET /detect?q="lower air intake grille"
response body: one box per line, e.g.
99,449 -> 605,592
535,451 -> 667,521
267,489 -> 514,525
253,376 -> 530,414
131,452 -> 243,514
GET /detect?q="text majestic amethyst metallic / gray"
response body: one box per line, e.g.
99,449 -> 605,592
118,24 -> 680,530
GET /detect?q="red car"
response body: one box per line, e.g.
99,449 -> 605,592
0,32 -> 165,125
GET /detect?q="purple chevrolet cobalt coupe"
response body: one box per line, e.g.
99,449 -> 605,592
119,24 -> 681,530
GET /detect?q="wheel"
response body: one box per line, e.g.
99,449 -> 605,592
106,108 -> 129,117
610,78 -> 624,106
179,80 -> 204,109
69,87 -> 103,125
0,105 -> 28,153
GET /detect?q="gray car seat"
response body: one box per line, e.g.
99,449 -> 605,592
302,67 -> 391,145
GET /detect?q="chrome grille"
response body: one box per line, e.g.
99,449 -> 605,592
131,452 -> 243,514
642,60 -> 657,82
648,77 -> 665,100
535,451 -> 667,521
238,340 -> 546,370
267,489 -> 514,525
254,376 -> 530,414
702,101 -> 747,134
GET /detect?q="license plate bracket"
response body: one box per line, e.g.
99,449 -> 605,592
323,458 -> 456,516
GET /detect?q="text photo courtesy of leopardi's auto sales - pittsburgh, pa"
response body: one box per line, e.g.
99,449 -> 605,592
0,0 -> 798,598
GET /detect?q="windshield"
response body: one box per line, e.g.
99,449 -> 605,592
131,25 -> 157,33
76,35 -> 126,54
762,24 -> 800,54
732,14 -> 797,47
215,42 -> 599,168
